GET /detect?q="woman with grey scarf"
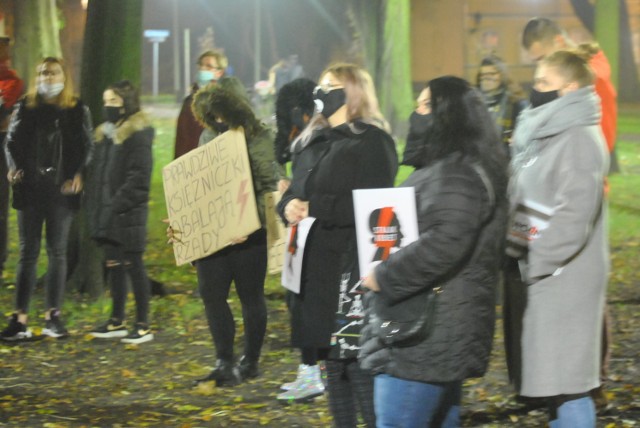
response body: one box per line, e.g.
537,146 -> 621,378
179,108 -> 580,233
507,50 -> 609,427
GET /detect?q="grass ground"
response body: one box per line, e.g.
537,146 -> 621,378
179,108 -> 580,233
0,105 -> 638,427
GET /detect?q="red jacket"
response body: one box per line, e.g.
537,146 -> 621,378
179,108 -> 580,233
589,50 -> 617,153
174,89 -> 204,159
0,67 -> 24,131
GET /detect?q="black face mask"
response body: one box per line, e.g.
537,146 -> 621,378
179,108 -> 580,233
314,88 -> 346,119
103,106 -> 124,124
529,88 -> 559,108
211,121 -> 229,134
409,111 -> 433,136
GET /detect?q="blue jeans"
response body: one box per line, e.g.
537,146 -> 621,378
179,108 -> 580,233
374,374 -> 461,428
549,397 -> 596,428
15,202 -> 74,313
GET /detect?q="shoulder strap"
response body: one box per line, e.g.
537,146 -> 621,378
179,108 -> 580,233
471,163 -> 495,222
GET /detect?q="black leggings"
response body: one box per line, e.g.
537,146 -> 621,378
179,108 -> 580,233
326,358 -> 376,428
196,230 -> 267,362
104,245 -> 149,325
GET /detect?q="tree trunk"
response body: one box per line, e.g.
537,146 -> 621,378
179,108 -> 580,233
616,0 -> 640,102
68,0 -> 144,298
378,0 -> 414,133
81,0 -> 143,125
347,0 -> 413,134
13,0 -> 62,84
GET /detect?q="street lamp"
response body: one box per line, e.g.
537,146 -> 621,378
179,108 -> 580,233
144,29 -> 170,97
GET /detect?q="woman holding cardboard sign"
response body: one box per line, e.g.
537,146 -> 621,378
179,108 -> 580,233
185,85 -> 278,386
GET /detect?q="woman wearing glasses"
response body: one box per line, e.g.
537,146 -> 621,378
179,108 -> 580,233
277,63 -> 397,427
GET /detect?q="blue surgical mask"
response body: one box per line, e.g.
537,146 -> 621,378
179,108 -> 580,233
197,70 -> 215,87
37,82 -> 65,99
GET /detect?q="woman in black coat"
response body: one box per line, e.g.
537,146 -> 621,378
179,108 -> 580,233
1,57 -> 92,341
361,76 -> 509,427
277,64 -> 397,427
87,80 -> 154,345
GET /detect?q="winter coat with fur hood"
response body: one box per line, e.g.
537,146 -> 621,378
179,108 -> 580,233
86,111 -> 153,253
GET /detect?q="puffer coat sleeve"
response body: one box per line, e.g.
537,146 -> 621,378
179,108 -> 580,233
375,159 -> 489,305
111,131 -> 153,215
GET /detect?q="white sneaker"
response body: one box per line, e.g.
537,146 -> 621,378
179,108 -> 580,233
277,364 -> 325,403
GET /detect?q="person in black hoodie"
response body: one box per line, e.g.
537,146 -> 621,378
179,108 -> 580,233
1,57 -> 93,341
87,80 -> 154,345
277,64 -> 397,428
361,76 -> 508,427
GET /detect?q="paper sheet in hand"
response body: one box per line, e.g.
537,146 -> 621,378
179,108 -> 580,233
281,217 -> 316,294
353,187 -> 419,278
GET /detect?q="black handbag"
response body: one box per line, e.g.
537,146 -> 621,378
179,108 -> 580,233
374,163 -> 495,348
377,285 -> 442,348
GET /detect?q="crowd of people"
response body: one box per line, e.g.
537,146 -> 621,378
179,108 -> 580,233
0,16 -> 616,428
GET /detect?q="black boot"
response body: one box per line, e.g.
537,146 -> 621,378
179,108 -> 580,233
193,359 -> 241,387
236,356 -> 259,380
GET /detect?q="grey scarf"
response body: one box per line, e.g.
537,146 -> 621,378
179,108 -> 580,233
511,86 -> 601,170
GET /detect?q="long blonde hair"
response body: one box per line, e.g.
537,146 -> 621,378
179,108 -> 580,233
25,57 -> 77,109
294,63 -> 389,150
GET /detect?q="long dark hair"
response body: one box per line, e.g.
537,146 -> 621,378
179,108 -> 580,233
425,76 -> 508,199
274,78 -> 316,164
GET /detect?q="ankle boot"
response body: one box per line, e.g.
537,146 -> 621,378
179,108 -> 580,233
237,355 -> 259,380
281,364 -> 310,391
193,359 -> 241,387
277,364 -> 324,403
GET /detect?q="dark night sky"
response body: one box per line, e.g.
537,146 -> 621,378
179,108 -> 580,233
142,0 -> 353,95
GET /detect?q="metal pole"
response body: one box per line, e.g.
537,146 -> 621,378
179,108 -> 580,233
172,0 -> 180,96
184,28 -> 191,96
153,41 -> 159,97
254,0 -> 261,83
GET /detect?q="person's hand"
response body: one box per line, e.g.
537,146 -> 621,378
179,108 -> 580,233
7,169 -> 23,185
61,173 -> 83,195
163,218 -> 183,245
362,272 -> 381,292
284,198 -> 308,225
278,178 -> 291,194
229,236 -> 248,246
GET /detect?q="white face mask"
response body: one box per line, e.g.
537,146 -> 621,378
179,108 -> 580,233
37,82 -> 65,99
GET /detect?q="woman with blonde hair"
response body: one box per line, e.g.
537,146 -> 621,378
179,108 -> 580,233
1,57 -> 93,340
507,49 -> 609,427
276,63 -> 397,427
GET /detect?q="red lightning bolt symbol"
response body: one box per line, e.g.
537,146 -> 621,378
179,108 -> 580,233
237,179 -> 249,222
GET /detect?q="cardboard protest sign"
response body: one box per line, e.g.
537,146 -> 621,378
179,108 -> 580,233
163,128 -> 260,265
353,187 -> 419,278
265,191 -> 287,274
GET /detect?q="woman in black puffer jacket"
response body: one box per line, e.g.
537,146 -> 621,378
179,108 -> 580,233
361,76 -> 509,427
87,80 -> 154,345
